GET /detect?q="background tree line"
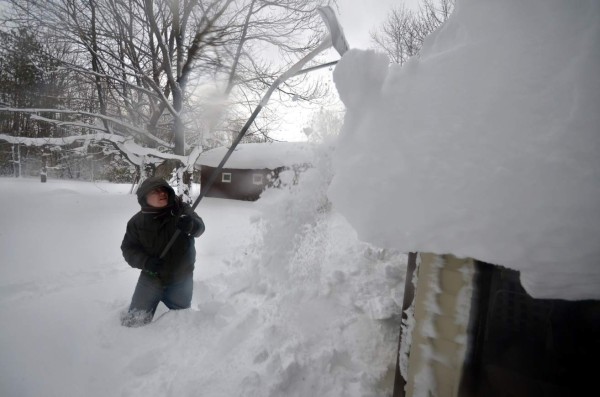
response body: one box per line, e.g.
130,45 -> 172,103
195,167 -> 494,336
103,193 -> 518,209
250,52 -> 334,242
0,0 -> 454,195
0,0 -> 334,198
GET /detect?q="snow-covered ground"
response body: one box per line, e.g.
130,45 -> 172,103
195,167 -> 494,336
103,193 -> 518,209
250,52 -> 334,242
0,173 -> 406,397
2,0 -> 598,395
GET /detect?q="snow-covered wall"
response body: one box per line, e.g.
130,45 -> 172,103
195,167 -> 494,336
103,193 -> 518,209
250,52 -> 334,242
329,0 -> 600,300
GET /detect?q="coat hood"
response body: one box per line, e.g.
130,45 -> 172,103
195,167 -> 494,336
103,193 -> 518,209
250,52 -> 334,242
136,177 -> 175,206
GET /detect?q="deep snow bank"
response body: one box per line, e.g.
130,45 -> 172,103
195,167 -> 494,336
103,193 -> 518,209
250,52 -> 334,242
198,145 -> 407,396
329,0 -> 600,300
0,174 -> 407,397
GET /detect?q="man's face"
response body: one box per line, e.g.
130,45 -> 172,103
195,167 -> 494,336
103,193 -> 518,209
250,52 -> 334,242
146,187 -> 169,208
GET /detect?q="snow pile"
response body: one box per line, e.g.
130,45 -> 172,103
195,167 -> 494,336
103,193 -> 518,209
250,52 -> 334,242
329,0 -> 600,300
195,145 -> 407,396
0,169 -> 406,396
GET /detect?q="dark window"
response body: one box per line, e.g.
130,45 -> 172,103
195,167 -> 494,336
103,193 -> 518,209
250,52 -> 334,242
252,174 -> 263,185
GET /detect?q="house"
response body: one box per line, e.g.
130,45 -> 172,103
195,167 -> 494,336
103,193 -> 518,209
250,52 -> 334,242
393,253 -> 599,397
196,142 -> 314,201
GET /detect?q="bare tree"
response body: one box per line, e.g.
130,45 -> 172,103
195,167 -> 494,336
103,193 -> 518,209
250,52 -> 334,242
304,106 -> 344,143
0,0 -> 335,198
370,0 -> 454,65
417,0 -> 455,38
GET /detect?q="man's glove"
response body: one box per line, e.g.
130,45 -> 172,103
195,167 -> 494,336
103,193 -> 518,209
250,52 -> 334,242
144,257 -> 163,278
177,215 -> 203,237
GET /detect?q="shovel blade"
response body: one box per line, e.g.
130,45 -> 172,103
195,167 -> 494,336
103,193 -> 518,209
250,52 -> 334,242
318,6 -> 350,56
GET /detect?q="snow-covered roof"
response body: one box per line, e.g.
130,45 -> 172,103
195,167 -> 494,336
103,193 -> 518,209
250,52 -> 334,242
328,0 -> 600,301
197,142 -> 315,169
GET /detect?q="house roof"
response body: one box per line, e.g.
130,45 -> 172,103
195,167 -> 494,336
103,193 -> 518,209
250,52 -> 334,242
197,142 -> 315,169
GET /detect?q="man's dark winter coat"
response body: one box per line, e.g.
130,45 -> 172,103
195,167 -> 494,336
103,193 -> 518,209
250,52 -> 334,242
121,177 -> 205,284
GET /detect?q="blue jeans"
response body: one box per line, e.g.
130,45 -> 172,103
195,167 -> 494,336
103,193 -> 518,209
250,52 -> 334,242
122,272 -> 193,327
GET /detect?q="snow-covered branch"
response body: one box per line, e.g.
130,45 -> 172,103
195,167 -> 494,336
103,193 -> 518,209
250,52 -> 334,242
0,133 -> 186,167
0,107 -> 173,148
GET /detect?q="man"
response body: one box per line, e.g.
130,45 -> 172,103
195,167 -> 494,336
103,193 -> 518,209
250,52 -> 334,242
121,177 -> 205,327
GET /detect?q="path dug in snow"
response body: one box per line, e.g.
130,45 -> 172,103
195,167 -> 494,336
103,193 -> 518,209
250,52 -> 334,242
0,177 -> 406,397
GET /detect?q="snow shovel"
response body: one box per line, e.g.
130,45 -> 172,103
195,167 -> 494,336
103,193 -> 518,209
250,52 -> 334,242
159,6 -> 349,259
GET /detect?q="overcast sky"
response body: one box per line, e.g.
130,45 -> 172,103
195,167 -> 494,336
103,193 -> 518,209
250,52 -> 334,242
335,0 -> 420,49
